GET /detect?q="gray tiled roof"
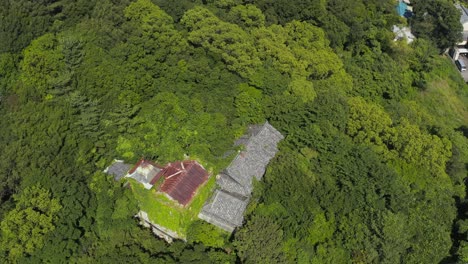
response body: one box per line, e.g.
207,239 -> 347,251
217,173 -> 250,197
225,122 -> 284,193
199,190 -> 248,229
199,122 -> 283,232
104,160 -> 132,181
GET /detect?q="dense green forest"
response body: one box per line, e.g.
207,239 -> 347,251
1,0 -> 468,263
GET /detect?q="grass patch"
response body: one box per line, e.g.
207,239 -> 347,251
393,57 -> 468,129
421,79 -> 468,124
418,57 -> 468,127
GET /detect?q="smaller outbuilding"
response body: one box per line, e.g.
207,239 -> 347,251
392,25 -> 416,44
126,159 -> 163,189
103,160 -> 132,181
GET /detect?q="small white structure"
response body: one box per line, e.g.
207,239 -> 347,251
450,47 -> 468,61
125,159 -> 162,190
392,25 -> 416,44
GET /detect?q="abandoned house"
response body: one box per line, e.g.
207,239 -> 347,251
105,158 -> 210,242
199,122 -> 284,232
123,159 -> 209,206
104,121 -> 283,239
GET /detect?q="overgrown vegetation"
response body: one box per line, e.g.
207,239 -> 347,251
129,174 -> 219,238
1,0 -> 468,263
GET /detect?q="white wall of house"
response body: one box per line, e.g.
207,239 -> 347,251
454,49 -> 460,60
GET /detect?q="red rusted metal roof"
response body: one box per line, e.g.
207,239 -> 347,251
149,172 -> 162,185
158,161 -> 209,206
128,159 -> 145,175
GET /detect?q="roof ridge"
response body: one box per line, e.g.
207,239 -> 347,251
220,172 -> 244,187
218,188 -> 249,200
219,172 -> 251,196
224,154 -> 252,186
160,164 -> 186,192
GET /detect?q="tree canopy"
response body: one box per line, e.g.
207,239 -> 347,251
1,0 -> 468,263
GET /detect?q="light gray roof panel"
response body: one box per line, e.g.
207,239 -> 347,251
105,161 -> 132,181
127,161 -> 161,187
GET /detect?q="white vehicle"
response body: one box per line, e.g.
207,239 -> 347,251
456,59 -> 467,72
